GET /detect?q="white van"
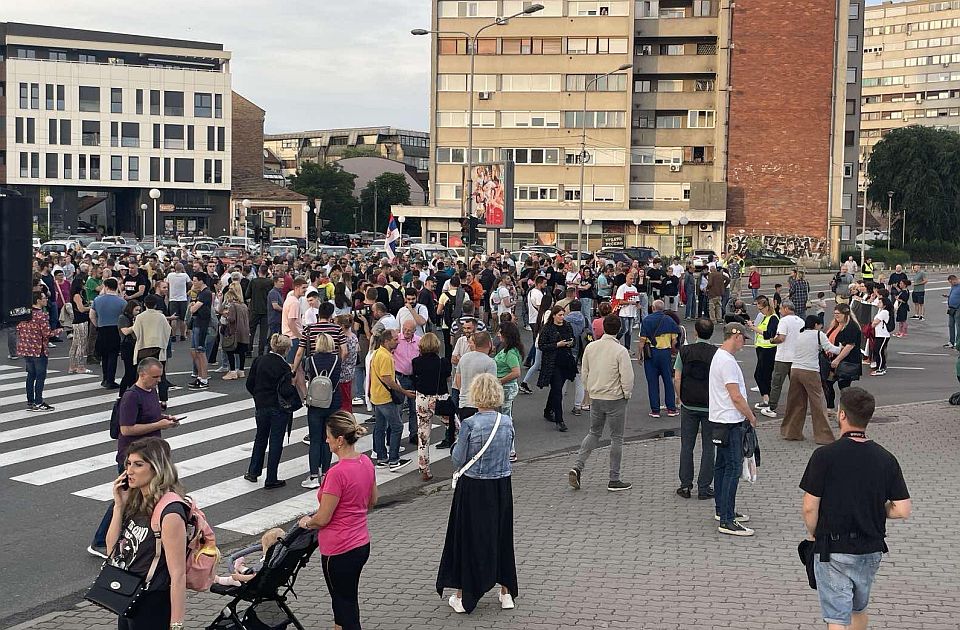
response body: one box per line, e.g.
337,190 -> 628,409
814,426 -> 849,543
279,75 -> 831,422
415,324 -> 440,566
408,243 -> 457,261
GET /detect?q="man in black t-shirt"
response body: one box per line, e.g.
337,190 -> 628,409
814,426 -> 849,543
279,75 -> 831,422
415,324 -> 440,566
188,273 -> 213,389
799,387 -> 911,630
122,261 -> 150,302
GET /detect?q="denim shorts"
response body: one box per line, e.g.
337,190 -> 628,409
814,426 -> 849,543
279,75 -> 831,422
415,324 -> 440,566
191,325 -> 208,351
814,552 -> 883,626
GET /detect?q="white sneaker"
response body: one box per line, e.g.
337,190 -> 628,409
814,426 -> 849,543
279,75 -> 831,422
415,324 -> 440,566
499,591 -> 515,610
749,386 -> 760,392
448,594 -> 466,613
753,401 -> 768,409
869,362 -> 877,369
759,407 -> 777,418
300,475 -> 320,489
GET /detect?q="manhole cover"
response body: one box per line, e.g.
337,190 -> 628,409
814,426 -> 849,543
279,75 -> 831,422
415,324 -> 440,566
870,415 -> 897,424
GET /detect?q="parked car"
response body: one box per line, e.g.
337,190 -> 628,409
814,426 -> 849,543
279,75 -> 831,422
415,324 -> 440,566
598,246 -> 660,265
192,241 -> 218,256
32,238 -> 41,250
40,239 -> 80,254
84,241 -> 110,257
225,236 -> 260,253
102,236 -> 131,246
521,244 -> 561,256
318,245 -> 349,258
744,249 -> 796,266
409,243 -> 457,261
69,234 -> 98,248
266,245 -> 299,259
104,244 -> 139,257
212,247 -> 246,263
690,249 -> 718,270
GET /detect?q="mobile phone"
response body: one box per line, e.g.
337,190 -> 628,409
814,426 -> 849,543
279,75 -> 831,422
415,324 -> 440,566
120,474 -> 129,490
174,415 -> 187,423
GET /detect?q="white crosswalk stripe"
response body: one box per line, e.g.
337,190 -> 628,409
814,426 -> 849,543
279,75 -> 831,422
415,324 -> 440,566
0,374 -> 451,538
0,372 -> 98,394
0,369 -> 61,383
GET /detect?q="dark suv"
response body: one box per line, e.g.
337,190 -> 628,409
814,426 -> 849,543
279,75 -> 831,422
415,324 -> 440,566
599,246 -> 660,265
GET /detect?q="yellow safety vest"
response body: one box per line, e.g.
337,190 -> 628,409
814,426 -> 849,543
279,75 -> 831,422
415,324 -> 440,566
755,314 -> 776,348
862,262 -> 874,280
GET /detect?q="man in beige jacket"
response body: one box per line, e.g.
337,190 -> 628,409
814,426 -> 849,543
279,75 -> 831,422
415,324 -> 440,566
132,294 -> 172,403
568,313 -> 635,492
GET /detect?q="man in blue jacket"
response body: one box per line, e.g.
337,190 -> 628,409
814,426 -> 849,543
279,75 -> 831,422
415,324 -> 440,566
638,300 -> 681,418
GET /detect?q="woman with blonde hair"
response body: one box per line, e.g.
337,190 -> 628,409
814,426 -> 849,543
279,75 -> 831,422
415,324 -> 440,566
300,333 -> 341,489
437,373 -> 518,615
244,333 -> 298,489
106,437 -> 187,630
299,411 -> 376,630
411,332 -> 452,482
222,281 -> 251,380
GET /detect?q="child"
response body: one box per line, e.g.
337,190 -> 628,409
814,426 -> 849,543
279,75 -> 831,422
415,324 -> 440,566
894,280 -> 911,337
810,292 -> 828,326
748,266 -> 761,302
215,527 -> 286,587
772,283 -> 783,316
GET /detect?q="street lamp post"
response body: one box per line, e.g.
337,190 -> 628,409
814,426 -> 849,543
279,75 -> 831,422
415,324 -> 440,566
413,3 -> 544,253
140,203 -> 148,239
577,63 -> 632,264
397,215 -> 406,248
679,215 -> 689,259
149,188 -> 161,245
671,218 -> 680,257
632,218 -> 642,247
902,208 -> 907,248
43,195 -> 53,238
887,190 -> 894,252
242,198 -> 252,241
584,218 -> 593,267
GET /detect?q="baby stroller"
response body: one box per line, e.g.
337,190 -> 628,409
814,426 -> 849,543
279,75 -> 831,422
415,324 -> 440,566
207,525 -> 318,630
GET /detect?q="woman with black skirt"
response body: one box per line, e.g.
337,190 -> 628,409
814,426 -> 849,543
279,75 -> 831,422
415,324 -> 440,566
437,373 -> 517,615
537,305 -> 577,432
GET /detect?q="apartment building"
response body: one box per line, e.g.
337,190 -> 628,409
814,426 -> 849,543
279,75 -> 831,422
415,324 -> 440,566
401,0 -> 852,262
1,22 -> 232,237
263,127 -> 430,179
859,0 -> 960,214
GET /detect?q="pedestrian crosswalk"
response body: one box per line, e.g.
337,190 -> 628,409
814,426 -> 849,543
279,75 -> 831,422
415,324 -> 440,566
0,364 -> 452,538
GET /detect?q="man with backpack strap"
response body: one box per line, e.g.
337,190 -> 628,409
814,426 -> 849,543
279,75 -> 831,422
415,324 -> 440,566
674,318 -> 718,500
89,358 -> 179,558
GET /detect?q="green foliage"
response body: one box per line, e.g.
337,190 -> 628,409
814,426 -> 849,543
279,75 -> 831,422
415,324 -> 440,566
745,236 -> 763,255
866,125 -> 960,243
359,172 -> 413,233
339,147 -> 379,159
287,162 -> 360,233
839,248 -> 911,267
904,239 -> 960,264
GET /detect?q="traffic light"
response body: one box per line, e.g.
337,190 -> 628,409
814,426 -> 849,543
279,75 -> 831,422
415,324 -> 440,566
460,215 -> 480,246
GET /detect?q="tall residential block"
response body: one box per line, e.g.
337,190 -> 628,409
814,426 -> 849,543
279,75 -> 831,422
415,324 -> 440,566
859,0 -> 960,217
402,0 -> 855,263
1,22 -> 232,236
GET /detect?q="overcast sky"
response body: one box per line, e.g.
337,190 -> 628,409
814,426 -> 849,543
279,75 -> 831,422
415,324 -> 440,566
5,0 -> 432,133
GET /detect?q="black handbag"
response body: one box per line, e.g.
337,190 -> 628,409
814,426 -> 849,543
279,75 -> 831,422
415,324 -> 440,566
432,359 -> 455,418
834,360 -> 861,382
377,372 -> 406,405
85,536 -> 163,617
641,315 -> 668,361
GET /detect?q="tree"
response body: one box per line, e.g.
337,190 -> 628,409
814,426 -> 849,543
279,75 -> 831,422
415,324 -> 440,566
340,147 -> 379,159
358,172 -> 415,234
866,125 -> 960,243
287,162 -> 360,234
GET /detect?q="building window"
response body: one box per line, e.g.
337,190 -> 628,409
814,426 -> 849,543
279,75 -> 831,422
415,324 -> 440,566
500,111 -> 561,127
330,135 -> 349,146
173,158 -> 194,182
569,1 -> 629,16
693,0 -> 712,16
203,159 -> 213,183
30,152 -> 40,178
563,110 -> 626,128
56,85 -> 65,110
438,1 -> 498,18
45,84 -> 54,110
500,147 -> 561,164
15,118 -> 23,143
660,44 -> 685,56
111,88 -> 122,113
845,130 -> 855,146
19,152 -> 28,178
215,93 -> 223,119
30,83 -> 39,109
150,157 -> 161,181
128,156 -> 139,181
276,207 -> 292,228
436,147 -> 495,163
564,73 -> 627,91
164,125 -> 185,149
849,3 -> 859,19
82,120 -> 100,146
846,99 -> 856,115
150,90 -> 160,115
60,119 -> 71,145
163,158 -> 171,182
207,126 -> 216,150
696,79 -> 715,91
214,159 -> 223,184
844,162 -> 854,178
79,155 -> 87,180
153,124 -> 161,149
111,122 -> 119,147
79,86 -> 100,112
45,153 -> 58,178
194,93 -> 213,117
656,114 -> 683,128
515,185 -> 559,201
637,1 -> 659,18
49,50 -> 67,61
842,193 -> 853,210
217,127 -> 226,151
187,125 -> 195,150
499,74 -> 559,91
658,79 -> 684,92
846,68 -> 857,84
111,155 -> 122,180
78,53 -> 96,63
564,147 -> 625,165
136,89 -> 143,114
26,118 -> 36,144
687,110 -> 716,128
436,183 -> 463,200
89,154 -> 101,179
501,37 -> 562,55
439,38 -> 468,55
635,79 -> 652,92
19,83 -> 27,109
122,122 -> 139,147
63,154 -> 72,179
848,36 -> 859,52
18,48 -> 36,59
48,119 -> 58,145
164,91 -> 184,116
566,37 -> 629,54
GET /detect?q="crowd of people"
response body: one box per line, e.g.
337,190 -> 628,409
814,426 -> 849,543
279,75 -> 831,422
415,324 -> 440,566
16,240 -> 938,629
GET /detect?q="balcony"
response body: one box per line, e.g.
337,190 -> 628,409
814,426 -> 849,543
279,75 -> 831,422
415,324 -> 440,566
633,54 -> 716,74
632,128 -> 716,146
633,91 -> 717,110
635,17 -> 718,38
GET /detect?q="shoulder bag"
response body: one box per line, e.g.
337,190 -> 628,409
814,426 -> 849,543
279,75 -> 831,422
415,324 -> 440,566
58,283 -> 74,326
641,314 -> 667,361
433,358 -> 455,419
220,303 -> 238,352
377,372 -> 406,406
451,412 -> 502,490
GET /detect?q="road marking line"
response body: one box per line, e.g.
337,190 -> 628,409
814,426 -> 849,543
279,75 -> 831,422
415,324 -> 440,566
0,372 -> 98,394
0,370 -> 60,382
897,352 -> 950,356
884,366 -> 925,370
0,382 -> 110,407
0,392 -> 121,424
0,365 -> 20,372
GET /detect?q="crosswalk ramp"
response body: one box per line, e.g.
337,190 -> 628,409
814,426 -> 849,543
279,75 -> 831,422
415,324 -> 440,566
0,366 -> 452,537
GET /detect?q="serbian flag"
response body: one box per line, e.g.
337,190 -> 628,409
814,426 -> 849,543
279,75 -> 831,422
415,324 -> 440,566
384,214 -> 400,260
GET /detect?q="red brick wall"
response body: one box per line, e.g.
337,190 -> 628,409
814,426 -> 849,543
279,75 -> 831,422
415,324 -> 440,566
231,92 -> 266,181
726,0 -> 837,239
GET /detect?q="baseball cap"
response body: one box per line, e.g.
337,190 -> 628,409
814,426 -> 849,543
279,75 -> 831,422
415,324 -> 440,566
305,288 -> 320,298
723,322 -> 747,339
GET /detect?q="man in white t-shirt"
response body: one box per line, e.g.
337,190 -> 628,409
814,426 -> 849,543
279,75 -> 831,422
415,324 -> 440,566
527,275 -> 546,328
615,272 -> 640,351
764,301 -> 804,418
397,287 -> 429,336
492,275 -> 514,319
708,322 -> 757,536
166,263 -> 191,341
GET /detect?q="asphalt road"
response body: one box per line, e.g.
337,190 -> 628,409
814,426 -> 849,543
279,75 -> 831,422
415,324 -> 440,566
1,270 -> 957,627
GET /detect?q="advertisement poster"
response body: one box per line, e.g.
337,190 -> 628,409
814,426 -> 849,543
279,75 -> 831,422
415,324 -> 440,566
464,161 -> 514,229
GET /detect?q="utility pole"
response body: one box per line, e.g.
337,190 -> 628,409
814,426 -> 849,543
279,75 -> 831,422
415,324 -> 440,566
887,191 -> 894,251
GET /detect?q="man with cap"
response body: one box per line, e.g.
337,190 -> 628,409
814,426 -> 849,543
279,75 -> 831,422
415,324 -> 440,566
709,321 -> 757,536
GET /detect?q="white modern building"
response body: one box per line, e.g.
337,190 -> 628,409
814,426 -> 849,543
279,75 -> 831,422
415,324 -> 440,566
1,22 -> 232,236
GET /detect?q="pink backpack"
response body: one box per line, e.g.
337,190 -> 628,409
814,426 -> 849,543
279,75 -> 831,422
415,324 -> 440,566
152,492 -> 220,591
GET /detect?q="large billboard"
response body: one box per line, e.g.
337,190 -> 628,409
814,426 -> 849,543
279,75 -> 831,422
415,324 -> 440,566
463,161 -> 514,229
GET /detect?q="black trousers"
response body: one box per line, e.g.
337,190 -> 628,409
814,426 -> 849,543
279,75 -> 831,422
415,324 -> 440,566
97,326 -> 120,385
754,346 -> 776,397
545,368 -> 566,424
249,313 -> 269,355
117,589 -> 170,630
322,543 -> 370,630
118,341 -> 137,395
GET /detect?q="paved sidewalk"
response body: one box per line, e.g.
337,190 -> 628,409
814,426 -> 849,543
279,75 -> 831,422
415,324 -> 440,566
17,401 -> 960,630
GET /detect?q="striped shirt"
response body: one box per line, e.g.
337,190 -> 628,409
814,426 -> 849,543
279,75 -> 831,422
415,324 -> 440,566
300,320 -> 345,355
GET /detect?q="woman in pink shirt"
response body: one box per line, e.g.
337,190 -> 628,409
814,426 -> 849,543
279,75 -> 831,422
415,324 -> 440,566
299,411 -> 377,630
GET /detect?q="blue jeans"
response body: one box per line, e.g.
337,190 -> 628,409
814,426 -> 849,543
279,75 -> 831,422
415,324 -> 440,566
522,348 -> 542,387
619,317 -> 634,350
713,422 -> 745,524
92,462 -> 125,547
353,362 -> 366,399
307,406 -> 334,476
373,402 -> 402,463
396,374 -> 417,438
285,337 -> 300,363
579,297 -> 593,321
247,407 -> 290,483
814,552 -> 883,626
684,289 -> 697,318
48,302 -> 59,333
643,348 -> 675,412
949,307 -> 960,346
24,355 -> 49,405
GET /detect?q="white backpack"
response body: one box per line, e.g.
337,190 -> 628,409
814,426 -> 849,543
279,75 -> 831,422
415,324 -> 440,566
305,355 -> 339,408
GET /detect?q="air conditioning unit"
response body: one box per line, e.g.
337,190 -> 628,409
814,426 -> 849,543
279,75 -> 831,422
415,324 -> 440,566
669,164 -> 682,172
478,91 -> 493,100
698,222 -> 712,232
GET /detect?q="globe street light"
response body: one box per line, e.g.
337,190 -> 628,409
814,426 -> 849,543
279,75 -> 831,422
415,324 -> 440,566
632,218 -> 642,247
149,188 -> 161,245
679,215 -> 689,259
397,215 -> 406,248
242,198 -> 251,241
886,190 -> 894,252
670,218 -> 680,256
140,203 -> 149,239
44,195 -> 53,239
584,218 -> 593,263
311,204 -> 319,251
412,3 -> 544,252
